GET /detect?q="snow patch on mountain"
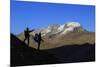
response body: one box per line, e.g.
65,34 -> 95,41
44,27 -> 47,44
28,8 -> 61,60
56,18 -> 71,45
58,24 -> 65,32
61,27 -> 74,34
67,22 -> 81,27
60,22 -> 81,34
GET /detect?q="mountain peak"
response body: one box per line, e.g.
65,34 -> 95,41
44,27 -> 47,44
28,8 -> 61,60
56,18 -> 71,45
66,22 -> 81,27
29,22 -> 85,36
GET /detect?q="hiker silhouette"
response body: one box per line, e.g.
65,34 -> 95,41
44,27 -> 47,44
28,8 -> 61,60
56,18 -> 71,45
24,27 -> 34,46
33,32 -> 43,50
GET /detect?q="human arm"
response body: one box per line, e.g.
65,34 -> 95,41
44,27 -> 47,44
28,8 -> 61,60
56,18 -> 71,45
29,29 -> 35,33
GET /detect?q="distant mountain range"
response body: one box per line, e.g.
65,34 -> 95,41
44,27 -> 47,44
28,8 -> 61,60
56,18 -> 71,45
17,22 -> 95,49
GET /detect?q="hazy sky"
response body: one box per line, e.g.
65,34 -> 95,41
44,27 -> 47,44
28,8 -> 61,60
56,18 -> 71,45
11,0 -> 95,34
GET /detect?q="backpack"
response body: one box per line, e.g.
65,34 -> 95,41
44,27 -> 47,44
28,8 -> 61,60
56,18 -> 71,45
34,34 -> 39,42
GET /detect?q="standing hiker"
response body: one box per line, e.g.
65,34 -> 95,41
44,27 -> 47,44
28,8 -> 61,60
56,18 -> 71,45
24,27 -> 34,46
33,32 -> 43,50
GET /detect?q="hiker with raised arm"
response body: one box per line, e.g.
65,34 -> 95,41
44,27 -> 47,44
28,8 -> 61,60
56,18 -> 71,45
24,27 -> 34,46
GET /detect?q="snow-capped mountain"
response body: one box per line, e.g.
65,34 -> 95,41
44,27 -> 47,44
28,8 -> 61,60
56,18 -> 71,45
31,22 -> 85,36
17,22 -> 95,49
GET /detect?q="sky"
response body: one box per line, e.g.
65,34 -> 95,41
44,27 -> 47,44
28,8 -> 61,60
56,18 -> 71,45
11,0 -> 95,34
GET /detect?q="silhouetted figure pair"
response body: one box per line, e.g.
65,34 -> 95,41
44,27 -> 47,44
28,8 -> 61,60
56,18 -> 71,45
24,27 -> 34,46
34,32 -> 43,50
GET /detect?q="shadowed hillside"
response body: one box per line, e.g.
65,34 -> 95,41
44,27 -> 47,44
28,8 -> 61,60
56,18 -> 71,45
46,43 -> 95,63
11,33 -> 58,66
11,33 -> 95,66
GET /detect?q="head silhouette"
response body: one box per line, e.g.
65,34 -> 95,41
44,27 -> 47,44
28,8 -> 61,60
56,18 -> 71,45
39,32 -> 41,35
